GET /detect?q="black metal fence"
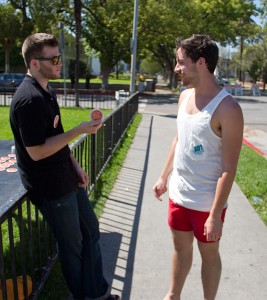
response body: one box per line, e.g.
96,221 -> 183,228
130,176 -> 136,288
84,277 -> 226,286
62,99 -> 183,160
70,92 -> 138,191
0,92 -> 139,299
0,91 -> 13,106
0,88 -> 130,109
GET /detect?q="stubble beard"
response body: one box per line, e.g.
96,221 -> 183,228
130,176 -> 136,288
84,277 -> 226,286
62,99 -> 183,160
181,74 -> 192,86
182,68 -> 198,87
40,65 -> 61,81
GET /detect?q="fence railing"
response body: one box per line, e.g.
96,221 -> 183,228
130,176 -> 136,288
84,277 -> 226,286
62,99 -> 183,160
71,92 -> 138,191
0,88 -> 130,109
0,92 -> 139,300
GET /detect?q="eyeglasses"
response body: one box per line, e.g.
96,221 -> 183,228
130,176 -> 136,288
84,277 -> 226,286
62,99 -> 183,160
34,55 -> 61,65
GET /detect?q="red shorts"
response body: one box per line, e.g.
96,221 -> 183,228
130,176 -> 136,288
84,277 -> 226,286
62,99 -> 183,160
168,199 -> 227,243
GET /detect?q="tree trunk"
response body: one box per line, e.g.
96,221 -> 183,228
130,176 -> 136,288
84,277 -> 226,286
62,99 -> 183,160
172,72 -> 179,89
239,36 -> 244,83
101,66 -> 112,90
169,71 -> 173,89
116,62 -> 119,79
169,57 -> 176,89
4,38 -> 11,73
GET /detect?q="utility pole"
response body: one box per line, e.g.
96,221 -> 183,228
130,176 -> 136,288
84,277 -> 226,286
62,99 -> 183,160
56,9 -> 67,105
130,0 -> 139,94
74,0 -> 82,107
60,22 -> 67,106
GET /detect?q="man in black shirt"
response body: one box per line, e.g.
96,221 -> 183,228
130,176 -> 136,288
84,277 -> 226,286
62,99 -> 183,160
10,33 -> 119,300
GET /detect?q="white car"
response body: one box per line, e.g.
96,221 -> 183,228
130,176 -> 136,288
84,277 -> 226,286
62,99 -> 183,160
215,76 -> 230,86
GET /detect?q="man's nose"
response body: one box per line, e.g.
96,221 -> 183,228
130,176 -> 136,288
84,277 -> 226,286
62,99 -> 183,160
174,63 -> 181,73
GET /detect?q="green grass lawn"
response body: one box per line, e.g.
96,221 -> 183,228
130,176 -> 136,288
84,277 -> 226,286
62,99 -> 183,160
51,78 -> 130,85
50,74 -> 131,85
0,106 -> 12,140
0,106 -> 110,140
235,144 -> 267,225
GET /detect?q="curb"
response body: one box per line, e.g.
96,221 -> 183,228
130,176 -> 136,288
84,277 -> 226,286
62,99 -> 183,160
242,138 -> 265,156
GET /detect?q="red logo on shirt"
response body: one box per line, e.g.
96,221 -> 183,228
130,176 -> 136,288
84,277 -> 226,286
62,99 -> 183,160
54,115 -> 59,128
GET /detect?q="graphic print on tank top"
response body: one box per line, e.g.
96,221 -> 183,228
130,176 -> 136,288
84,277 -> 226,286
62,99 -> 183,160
183,114 -> 209,161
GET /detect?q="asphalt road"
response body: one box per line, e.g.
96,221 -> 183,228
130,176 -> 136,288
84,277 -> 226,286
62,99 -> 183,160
235,95 -> 267,157
139,91 -> 267,157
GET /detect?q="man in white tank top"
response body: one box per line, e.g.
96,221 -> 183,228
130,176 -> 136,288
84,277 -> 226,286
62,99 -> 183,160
153,35 -> 243,300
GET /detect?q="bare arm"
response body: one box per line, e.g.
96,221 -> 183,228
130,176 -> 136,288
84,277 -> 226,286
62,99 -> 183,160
152,133 -> 178,201
26,119 -> 102,161
204,99 -> 244,241
152,90 -> 190,201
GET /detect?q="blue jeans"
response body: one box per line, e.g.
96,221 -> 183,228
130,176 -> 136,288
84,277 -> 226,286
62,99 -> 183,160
37,188 -> 110,299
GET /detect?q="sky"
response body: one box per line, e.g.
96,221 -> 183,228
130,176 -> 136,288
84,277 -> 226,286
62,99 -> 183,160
252,0 -> 264,25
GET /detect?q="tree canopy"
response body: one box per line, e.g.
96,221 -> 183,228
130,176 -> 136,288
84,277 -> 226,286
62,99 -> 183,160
0,3 -> 23,72
137,0 -> 261,87
81,0 -> 134,87
1,0 -> 265,87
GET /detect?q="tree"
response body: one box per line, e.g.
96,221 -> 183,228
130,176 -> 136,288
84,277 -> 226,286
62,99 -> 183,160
231,20 -> 267,89
81,0 -> 133,89
8,0 -> 70,33
137,0 -> 261,87
260,0 -> 267,15
6,0 -> 72,72
137,0 -> 195,87
0,4 -> 22,72
255,22 -> 267,89
5,0 -> 262,91
139,57 -> 161,76
244,44 -> 264,82
262,65 -> 267,90
8,0 -> 33,37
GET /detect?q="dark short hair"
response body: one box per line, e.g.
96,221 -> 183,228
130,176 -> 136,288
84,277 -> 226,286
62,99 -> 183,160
22,33 -> 59,68
175,34 -> 218,74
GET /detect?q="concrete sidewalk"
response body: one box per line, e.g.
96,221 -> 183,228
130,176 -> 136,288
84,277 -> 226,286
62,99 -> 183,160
99,91 -> 267,300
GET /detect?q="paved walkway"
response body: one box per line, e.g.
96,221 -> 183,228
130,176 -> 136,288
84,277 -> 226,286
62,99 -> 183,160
99,90 -> 267,300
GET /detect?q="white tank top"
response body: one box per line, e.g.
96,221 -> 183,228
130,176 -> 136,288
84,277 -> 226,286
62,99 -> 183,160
169,88 -> 229,211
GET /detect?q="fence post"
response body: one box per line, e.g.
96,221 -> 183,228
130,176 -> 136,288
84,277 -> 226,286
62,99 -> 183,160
90,134 -> 96,184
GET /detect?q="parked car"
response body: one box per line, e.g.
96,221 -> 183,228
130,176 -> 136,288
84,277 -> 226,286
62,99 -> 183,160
0,73 -> 25,91
215,76 -> 230,86
222,78 -> 230,85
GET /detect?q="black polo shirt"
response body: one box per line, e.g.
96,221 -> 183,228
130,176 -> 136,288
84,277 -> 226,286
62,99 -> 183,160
10,75 -> 77,205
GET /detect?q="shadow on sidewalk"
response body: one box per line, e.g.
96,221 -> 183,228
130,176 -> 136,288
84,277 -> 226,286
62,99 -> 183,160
99,115 -> 154,300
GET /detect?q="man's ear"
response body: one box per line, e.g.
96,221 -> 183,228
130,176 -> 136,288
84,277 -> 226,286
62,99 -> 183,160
198,57 -> 206,68
29,58 -> 39,70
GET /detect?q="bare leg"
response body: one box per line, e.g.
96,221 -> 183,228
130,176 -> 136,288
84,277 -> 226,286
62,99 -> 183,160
197,241 -> 221,300
163,229 -> 194,300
